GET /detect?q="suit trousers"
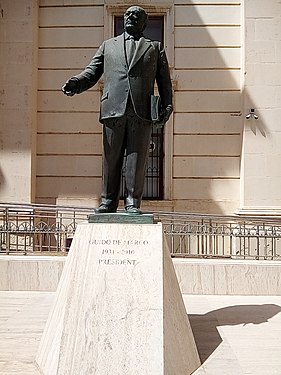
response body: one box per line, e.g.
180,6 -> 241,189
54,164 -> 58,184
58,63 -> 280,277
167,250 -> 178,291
101,103 -> 152,211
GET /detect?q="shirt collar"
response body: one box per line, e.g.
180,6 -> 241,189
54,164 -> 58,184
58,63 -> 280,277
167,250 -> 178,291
124,31 -> 143,41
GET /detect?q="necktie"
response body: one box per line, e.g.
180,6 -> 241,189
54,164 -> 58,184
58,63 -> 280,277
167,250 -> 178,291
126,37 -> 136,65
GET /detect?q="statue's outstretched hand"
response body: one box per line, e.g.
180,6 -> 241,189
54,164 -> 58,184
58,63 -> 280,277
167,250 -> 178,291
62,78 -> 79,96
153,105 -> 173,129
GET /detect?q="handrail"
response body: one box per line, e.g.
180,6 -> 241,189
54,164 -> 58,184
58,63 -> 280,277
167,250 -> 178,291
2,201 -> 281,222
1,202 -> 281,259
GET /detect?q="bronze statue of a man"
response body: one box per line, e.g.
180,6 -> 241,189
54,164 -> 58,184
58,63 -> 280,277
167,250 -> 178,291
62,6 -> 173,214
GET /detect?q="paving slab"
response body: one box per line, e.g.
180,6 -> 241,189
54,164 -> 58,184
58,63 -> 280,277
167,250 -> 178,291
0,292 -> 281,374
186,295 -> 281,375
0,292 -> 54,375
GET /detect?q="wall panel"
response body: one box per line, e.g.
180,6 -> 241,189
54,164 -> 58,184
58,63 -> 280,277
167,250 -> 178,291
175,26 -> 240,47
38,91 -> 100,112
175,5 -> 241,26
175,1 -> 240,4
37,134 -> 102,155
174,92 -> 241,113
39,6 -> 104,26
174,157 -> 240,178
40,0 -> 103,5
38,49 -> 95,69
174,113 -> 242,134
174,135 -> 241,156
36,177 -> 102,198
173,179 -> 240,200
175,48 -> 241,69
38,70 -> 82,90
39,27 -> 103,48
174,70 -> 240,90
37,112 -> 101,133
37,155 -> 102,176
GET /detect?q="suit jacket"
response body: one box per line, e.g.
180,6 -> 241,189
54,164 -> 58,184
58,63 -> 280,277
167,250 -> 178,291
74,33 -> 173,122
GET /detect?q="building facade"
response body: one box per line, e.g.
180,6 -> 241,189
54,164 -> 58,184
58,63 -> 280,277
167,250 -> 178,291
1,0 -> 281,215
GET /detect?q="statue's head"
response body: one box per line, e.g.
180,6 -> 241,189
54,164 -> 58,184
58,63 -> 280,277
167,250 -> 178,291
124,6 -> 148,36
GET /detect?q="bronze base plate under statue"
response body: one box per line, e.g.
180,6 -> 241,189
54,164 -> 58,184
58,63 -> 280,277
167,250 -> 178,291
88,212 -> 155,224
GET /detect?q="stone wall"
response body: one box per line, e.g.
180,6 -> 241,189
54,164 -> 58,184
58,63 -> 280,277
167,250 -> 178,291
240,0 -> 281,215
35,0 -> 243,213
0,0 -> 38,203
4,1 -> 281,216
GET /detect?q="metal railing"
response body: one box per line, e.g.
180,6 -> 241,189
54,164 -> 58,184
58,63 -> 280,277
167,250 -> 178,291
155,212 -> 281,260
1,203 -> 281,260
0,203 -> 89,254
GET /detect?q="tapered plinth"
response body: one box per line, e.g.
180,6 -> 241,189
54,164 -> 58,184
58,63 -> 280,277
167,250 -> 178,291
36,222 -> 200,375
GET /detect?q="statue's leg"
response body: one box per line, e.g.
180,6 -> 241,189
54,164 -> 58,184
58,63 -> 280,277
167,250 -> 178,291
124,116 -> 152,209
101,117 -> 126,211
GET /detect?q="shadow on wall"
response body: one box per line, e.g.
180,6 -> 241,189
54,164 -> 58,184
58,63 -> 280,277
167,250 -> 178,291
243,89 -> 269,137
189,303 -> 281,363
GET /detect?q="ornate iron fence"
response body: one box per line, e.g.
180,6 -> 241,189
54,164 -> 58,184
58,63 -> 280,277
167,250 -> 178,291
155,212 -> 281,260
1,203 -> 281,260
0,203 -> 89,254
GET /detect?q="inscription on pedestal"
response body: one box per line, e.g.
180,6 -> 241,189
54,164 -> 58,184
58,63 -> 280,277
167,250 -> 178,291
89,238 -> 149,266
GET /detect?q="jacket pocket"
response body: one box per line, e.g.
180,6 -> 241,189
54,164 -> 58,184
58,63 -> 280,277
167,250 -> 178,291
101,92 -> 108,102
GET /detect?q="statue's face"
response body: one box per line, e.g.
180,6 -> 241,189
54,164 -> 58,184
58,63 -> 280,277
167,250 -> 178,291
124,6 -> 147,36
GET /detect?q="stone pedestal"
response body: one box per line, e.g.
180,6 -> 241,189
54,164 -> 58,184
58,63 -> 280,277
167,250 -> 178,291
36,222 -> 200,375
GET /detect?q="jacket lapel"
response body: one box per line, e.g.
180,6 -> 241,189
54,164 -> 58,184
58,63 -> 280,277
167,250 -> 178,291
129,37 -> 152,70
113,34 -> 127,68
